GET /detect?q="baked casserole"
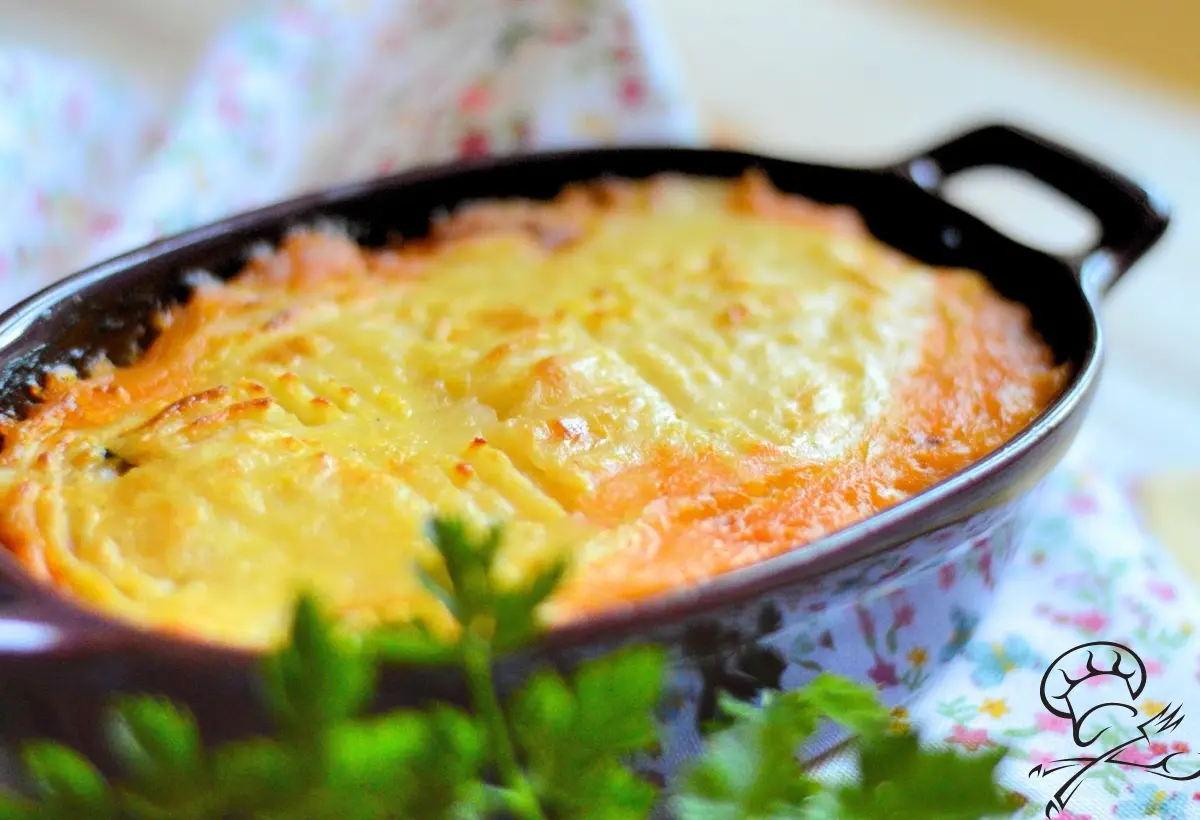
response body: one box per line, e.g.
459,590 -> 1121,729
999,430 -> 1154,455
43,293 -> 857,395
0,173 -> 1067,648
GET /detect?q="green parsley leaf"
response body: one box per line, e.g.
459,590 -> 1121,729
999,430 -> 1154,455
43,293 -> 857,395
210,737 -> 305,816
421,516 -> 552,820
321,706 -> 486,819
795,673 -> 890,741
421,518 -> 502,626
490,560 -> 566,652
835,730 -> 1011,819
512,646 -> 665,819
389,707 -> 488,819
106,697 -> 209,819
21,742 -> 115,820
859,729 -> 922,790
672,691 -> 822,820
262,592 -> 374,733
0,795 -> 35,820
365,619 -> 459,666
420,517 -> 563,651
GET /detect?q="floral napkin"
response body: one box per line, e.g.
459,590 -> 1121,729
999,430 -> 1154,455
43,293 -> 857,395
2,2 -> 1198,818
0,0 -> 698,306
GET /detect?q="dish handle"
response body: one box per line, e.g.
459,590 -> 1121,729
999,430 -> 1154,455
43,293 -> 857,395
893,123 -> 1170,296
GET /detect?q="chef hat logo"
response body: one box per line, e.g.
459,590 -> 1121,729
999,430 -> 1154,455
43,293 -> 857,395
1032,641 -> 1199,817
1039,641 -> 1148,748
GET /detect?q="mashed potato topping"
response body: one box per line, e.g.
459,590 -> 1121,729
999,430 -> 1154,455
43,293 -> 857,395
0,173 -> 1067,647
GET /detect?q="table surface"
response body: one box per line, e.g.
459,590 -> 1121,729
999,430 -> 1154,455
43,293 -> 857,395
2,0 -> 1197,501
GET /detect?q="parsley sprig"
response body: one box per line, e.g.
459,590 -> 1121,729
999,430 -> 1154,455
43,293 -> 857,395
0,518 -> 1017,818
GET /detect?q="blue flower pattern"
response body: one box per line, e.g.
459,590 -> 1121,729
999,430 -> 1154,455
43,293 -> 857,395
939,605 -> 981,663
964,634 -> 1042,688
1114,784 -> 1187,819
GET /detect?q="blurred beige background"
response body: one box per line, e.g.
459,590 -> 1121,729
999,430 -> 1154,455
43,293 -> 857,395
4,0 -> 1198,104
2,0 -> 1197,557
913,0 -> 1200,103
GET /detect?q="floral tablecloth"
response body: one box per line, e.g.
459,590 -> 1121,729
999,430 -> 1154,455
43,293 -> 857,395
2,1 -> 1197,816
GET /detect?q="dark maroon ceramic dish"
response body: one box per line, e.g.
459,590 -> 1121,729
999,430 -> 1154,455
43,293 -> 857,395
0,124 -> 1168,773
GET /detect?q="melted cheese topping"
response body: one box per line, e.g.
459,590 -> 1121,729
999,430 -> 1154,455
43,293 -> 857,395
0,173 -> 1068,648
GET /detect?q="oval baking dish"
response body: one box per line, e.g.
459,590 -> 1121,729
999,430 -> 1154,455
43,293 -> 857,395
0,170 -> 1072,648
0,124 -> 1168,770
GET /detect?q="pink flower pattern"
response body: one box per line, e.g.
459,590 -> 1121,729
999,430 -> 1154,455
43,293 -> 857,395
947,724 -> 992,751
1028,749 -> 1057,769
939,563 -> 957,590
892,602 -> 916,629
1072,610 -> 1109,634
1036,713 -> 1072,734
1114,743 -> 1157,766
1149,580 -> 1177,602
867,655 -> 900,689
